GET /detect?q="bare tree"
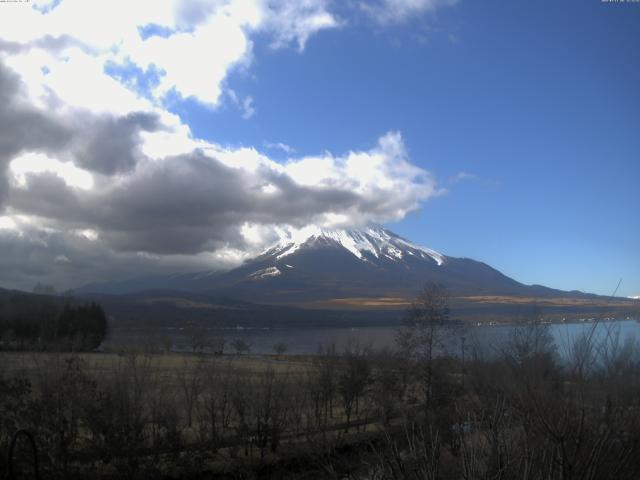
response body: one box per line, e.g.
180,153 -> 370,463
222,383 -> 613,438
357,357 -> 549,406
231,338 -> 251,355
370,348 -> 406,426
338,340 -> 372,432
397,283 -> 454,415
185,323 -> 211,354
273,341 -> 288,358
177,356 -> 204,428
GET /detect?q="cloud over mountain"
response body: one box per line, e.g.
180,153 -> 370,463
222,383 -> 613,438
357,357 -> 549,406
0,0 -> 450,290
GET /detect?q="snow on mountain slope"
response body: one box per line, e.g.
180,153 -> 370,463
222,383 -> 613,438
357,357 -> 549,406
262,226 -> 444,266
248,266 -> 281,280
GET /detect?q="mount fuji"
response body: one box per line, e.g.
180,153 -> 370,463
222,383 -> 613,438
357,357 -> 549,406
75,226 -> 583,305
193,226 -> 576,305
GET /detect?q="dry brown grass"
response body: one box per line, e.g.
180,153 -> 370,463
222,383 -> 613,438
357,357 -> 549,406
460,295 -> 638,307
298,295 -> 640,310
301,297 -> 413,310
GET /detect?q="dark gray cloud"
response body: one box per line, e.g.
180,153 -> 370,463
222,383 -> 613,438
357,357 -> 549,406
0,34 -> 93,55
70,111 -> 161,175
0,225 -> 220,292
0,63 -> 72,208
9,151 -> 363,255
0,59 -> 163,215
0,39 -> 23,54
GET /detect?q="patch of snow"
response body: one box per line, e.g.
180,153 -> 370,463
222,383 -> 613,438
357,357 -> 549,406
392,236 -> 444,265
275,244 -> 298,260
248,266 -> 281,280
318,229 -> 364,259
385,245 -> 403,259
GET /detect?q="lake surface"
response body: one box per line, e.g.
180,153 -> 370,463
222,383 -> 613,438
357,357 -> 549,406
104,317 -> 640,357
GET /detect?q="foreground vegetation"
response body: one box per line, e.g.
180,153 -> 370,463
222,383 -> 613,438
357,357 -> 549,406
2,286 -> 640,479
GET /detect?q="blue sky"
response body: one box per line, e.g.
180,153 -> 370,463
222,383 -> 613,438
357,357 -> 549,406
0,0 -> 638,296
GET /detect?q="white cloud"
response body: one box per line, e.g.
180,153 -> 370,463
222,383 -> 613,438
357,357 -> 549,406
361,0 -> 458,25
260,0 -> 340,51
0,0 -> 338,112
46,51 -> 150,115
282,132 -> 438,215
228,90 -> 256,119
241,96 -> 256,119
125,4 -> 258,106
139,126 -> 201,159
75,229 -> 99,241
285,155 -> 340,187
0,216 -> 18,230
10,152 -> 94,190
449,171 -> 476,184
264,141 -> 296,155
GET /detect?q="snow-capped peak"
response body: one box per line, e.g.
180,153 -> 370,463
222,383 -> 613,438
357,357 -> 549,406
262,226 -> 444,266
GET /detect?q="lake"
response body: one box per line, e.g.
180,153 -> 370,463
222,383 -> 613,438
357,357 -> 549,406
104,317 -> 640,358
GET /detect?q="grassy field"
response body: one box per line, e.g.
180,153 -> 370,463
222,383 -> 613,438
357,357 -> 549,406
0,349 -> 399,478
4,322 -> 640,479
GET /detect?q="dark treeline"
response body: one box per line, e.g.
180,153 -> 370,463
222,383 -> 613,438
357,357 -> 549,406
0,293 -> 108,350
1,284 -> 640,479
